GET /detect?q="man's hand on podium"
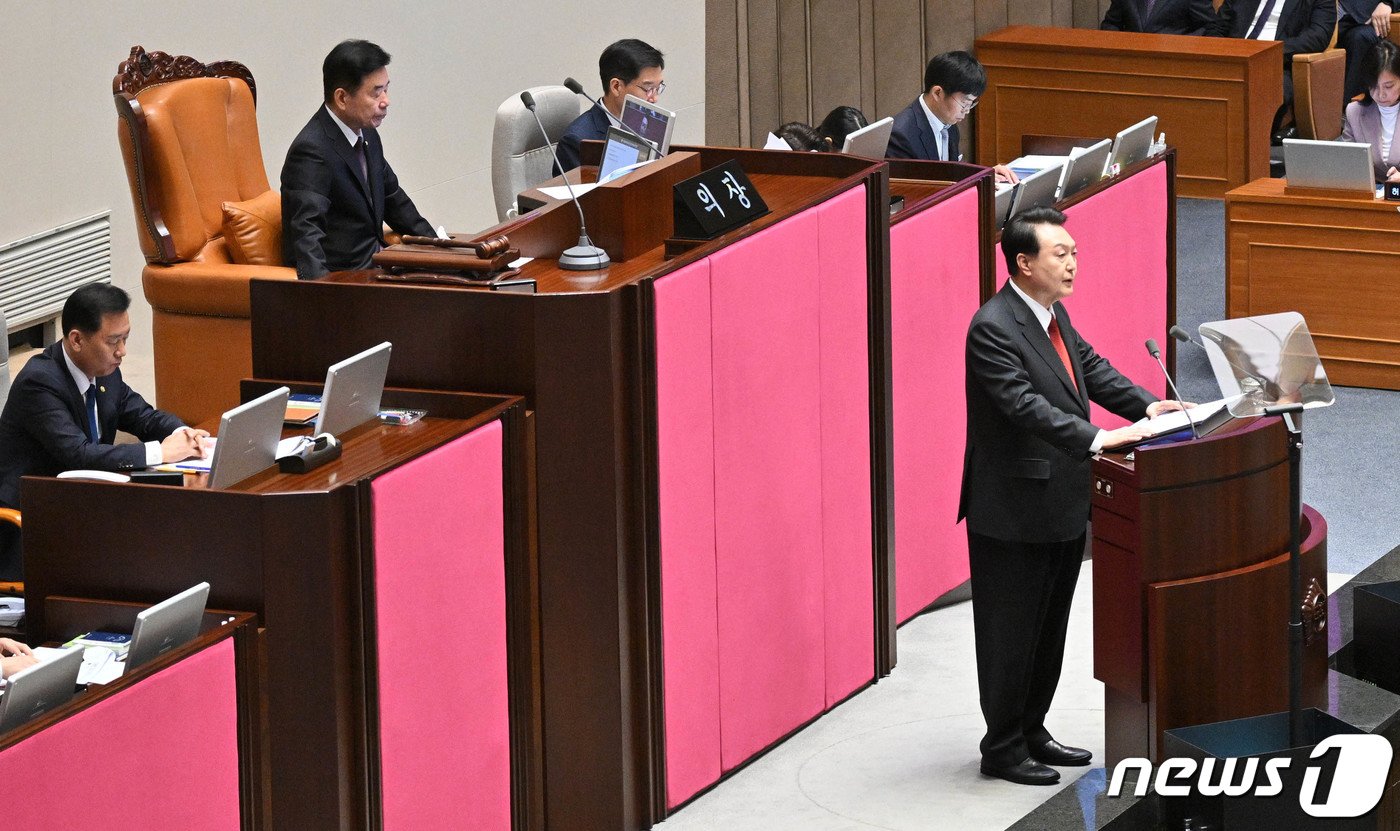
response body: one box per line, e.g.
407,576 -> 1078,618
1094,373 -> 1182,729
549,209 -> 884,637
1145,399 -> 1195,419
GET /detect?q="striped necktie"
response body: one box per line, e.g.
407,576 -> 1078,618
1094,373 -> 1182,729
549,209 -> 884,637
85,385 -> 99,442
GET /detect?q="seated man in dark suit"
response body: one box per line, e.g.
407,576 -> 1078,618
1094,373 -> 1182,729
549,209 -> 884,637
0,284 -> 207,579
1207,0 -> 1337,137
886,51 -> 1018,183
1339,0 -> 1393,100
281,39 -> 436,279
1101,0 -> 1217,34
554,38 -> 666,176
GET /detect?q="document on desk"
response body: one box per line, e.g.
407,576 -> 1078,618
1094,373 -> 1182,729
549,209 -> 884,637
1007,154 -> 1071,179
33,646 -> 125,685
537,183 -> 598,201
1133,397 -> 1234,436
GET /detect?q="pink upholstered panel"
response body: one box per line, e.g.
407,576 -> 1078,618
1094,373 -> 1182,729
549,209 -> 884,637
654,260 -> 724,808
1061,163 -> 1169,424
815,186 -> 875,704
890,188 -> 980,623
372,422 -> 510,831
0,638 -> 241,829
997,163 -> 1169,425
709,211 -> 826,770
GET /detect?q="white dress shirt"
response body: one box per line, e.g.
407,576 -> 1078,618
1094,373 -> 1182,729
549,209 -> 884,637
918,95 -> 952,161
1247,0 -> 1283,40
324,105 -> 362,147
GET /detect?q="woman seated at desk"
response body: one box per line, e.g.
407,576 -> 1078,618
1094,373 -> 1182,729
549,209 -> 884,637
1341,39 -> 1400,182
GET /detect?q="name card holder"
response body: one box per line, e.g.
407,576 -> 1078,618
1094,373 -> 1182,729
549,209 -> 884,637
671,160 -> 769,242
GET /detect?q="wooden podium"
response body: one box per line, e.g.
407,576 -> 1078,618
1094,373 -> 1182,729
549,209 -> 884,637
1091,417 -> 1328,765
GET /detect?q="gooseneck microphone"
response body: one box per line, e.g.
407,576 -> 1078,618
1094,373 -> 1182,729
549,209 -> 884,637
562,77 -> 664,157
520,91 -> 609,271
1146,338 -> 1199,440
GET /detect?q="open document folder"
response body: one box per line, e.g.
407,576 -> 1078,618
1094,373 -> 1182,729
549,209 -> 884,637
1133,397 -> 1235,439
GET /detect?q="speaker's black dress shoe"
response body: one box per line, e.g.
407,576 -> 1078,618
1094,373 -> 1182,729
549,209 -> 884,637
1029,739 -> 1092,766
980,758 -> 1062,785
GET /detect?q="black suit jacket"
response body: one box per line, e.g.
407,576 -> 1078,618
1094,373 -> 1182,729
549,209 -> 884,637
0,342 -> 185,508
958,283 -> 1156,543
1101,0 -> 1217,34
1339,0 -> 1384,25
886,98 -> 960,162
554,103 -> 612,176
1208,0 -> 1337,59
280,107 -> 434,279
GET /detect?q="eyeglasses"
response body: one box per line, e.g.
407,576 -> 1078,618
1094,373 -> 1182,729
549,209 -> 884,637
955,95 -> 979,113
634,81 -> 666,97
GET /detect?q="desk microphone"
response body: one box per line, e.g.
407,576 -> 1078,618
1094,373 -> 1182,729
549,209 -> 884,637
1146,337 -> 1199,440
562,77 -> 664,157
520,90 -> 609,271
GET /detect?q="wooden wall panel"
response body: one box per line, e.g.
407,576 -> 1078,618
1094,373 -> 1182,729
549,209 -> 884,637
708,0 -> 1117,145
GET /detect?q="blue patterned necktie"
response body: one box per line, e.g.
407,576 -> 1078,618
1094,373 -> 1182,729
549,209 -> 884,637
1248,0 -> 1280,39
85,385 -> 99,442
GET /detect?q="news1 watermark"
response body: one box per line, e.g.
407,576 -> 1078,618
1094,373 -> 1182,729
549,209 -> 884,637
1107,734 -> 1393,818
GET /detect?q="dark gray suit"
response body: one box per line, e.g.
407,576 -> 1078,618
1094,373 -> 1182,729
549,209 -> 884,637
958,282 -> 1155,766
281,107 -> 434,279
1101,0 -> 1218,34
886,98 -> 960,162
0,342 -> 184,579
1338,0 -> 1390,100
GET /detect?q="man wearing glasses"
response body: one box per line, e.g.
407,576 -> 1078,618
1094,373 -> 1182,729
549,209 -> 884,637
887,51 -> 1019,183
555,39 -> 666,175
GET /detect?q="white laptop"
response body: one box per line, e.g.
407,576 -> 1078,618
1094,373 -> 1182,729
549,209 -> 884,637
1109,116 -> 1158,172
840,116 -> 895,158
208,386 -> 290,489
1283,139 -> 1376,192
1008,162 -> 1066,218
315,342 -> 392,438
1057,139 -> 1112,200
620,94 -> 676,155
126,582 -> 211,671
0,646 -> 83,733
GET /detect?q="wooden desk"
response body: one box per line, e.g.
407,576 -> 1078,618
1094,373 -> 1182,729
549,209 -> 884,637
250,147 -> 893,830
1225,177 -> 1400,390
0,602 -> 256,828
19,393 -> 533,831
973,26 -> 1282,198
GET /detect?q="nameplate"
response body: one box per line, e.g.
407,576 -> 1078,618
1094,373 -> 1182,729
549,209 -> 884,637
1385,182 -> 1400,202
673,160 -> 769,240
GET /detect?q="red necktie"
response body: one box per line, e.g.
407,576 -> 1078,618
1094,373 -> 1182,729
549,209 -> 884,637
1047,317 -> 1077,385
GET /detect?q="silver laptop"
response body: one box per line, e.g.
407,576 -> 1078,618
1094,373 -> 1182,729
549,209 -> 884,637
314,342 -> 392,438
840,116 -> 895,158
1008,162 -> 1065,218
208,386 -> 289,489
1109,116 -> 1158,172
0,646 -> 83,732
1283,139 -> 1376,192
126,582 -> 211,671
1058,139 -> 1112,200
994,182 -> 1019,229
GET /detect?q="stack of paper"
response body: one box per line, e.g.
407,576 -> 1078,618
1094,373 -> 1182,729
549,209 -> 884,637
0,597 -> 22,627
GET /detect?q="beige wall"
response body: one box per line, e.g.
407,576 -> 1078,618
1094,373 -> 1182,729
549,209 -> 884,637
0,3 -> 704,383
706,0 -> 1111,148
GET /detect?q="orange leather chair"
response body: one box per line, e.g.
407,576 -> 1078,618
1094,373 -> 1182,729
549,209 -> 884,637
1293,19 -> 1346,140
114,46 -> 295,426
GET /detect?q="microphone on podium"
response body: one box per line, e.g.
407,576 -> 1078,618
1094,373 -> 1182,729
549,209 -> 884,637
1145,337 -> 1199,441
520,90 -> 609,271
562,77 -> 664,157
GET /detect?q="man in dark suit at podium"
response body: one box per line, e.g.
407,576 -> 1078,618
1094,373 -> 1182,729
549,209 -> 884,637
886,51 -> 1018,183
554,38 -> 666,175
959,207 -> 1186,786
0,284 -> 206,579
1101,0 -> 1218,34
281,39 -> 436,279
